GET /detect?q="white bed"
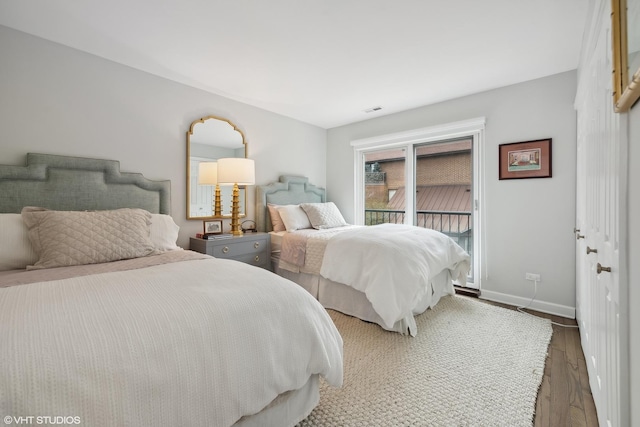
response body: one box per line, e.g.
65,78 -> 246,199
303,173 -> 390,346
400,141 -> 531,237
0,154 -> 343,427
257,176 -> 470,336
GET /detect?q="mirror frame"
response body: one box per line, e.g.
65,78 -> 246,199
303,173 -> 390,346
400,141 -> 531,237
186,115 -> 248,220
613,0 -> 640,112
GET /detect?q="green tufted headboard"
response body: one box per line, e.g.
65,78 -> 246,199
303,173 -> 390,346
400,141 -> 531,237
255,175 -> 325,232
0,153 -> 171,214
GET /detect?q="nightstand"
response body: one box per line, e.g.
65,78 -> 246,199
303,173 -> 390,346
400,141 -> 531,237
189,232 -> 271,270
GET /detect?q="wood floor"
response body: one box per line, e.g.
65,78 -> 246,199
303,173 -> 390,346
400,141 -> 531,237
470,297 -> 599,426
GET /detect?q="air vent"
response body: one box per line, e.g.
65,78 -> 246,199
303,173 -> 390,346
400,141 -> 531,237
363,106 -> 383,113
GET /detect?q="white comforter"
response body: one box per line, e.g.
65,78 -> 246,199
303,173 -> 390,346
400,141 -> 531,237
320,223 -> 470,335
0,257 -> 343,427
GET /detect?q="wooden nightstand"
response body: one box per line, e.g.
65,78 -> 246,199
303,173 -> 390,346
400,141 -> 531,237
189,232 -> 271,270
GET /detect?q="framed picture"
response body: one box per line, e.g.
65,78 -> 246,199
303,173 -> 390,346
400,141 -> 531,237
499,138 -> 552,180
203,219 -> 223,235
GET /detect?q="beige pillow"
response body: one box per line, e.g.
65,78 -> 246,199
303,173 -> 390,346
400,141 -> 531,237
21,207 -> 157,270
300,202 -> 348,229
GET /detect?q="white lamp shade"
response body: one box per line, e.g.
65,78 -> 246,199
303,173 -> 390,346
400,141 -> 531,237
198,162 -> 218,185
217,158 -> 255,185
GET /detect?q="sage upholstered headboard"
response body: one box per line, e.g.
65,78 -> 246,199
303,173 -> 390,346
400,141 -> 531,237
0,153 -> 171,214
256,176 -> 325,232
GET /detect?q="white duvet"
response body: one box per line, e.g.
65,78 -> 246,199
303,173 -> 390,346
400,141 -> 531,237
320,223 -> 470,335
0,257 -> 343,427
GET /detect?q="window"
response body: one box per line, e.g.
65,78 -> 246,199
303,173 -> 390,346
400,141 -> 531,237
351,118 -> 485,289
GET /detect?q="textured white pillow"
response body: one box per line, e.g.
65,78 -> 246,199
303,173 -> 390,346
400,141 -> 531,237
22,207 -> 157,270
277,205 -> 312,231
0,213 -> 38,271
150,214 -> 181,251
300,202 -> 348,229
267,204 -> 286,232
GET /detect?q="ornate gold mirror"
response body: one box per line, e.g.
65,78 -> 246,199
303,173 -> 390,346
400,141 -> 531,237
187,116 -> 247,219
613,0 -> 640,112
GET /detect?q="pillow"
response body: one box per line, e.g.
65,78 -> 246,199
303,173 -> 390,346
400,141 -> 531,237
0,213 -> 39,271
21,207 -> 157,270
277,205 -> 312,232
150,214 -> 181,252
267,204 -> 286,232
300,202 -> 348,229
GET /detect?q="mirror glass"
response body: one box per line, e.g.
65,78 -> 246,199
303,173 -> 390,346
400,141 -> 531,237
628,0 -> 639,81
187,116 -> 247,219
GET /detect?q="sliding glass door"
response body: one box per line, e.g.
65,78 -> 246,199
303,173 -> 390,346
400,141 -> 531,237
355,119 -> 483,289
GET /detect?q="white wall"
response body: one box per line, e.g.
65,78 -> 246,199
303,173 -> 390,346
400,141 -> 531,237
327,71 -> 577,313
628,104 -> 639,426
0,26 -> 327,248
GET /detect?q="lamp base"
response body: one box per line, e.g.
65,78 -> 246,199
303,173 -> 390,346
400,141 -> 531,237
229,183 -> 243,236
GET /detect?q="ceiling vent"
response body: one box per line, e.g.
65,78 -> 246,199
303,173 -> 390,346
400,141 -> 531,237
363,106 -> 383,113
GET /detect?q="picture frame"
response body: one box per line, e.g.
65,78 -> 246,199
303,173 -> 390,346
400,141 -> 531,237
611,0 -> 640,112
499,138 -> 552,180
203,219 -> 223,235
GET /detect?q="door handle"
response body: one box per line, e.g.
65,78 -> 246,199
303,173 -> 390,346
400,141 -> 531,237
576,234 -> 585,240
597,263 -> 611,274
586,246 -> 598,254
574,228 -> 581,233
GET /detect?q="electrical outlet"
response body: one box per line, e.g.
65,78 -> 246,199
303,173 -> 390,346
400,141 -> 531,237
525,273 -> 541,282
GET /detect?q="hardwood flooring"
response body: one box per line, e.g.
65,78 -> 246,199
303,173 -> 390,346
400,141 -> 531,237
468,297 -> 599,426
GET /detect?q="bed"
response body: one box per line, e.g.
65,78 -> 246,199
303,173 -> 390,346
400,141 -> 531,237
257,175 -> 470,336
0,154 -> 343,427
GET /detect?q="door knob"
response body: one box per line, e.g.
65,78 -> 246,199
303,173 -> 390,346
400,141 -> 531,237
586,246 -> 598,254
597,263 -> 611,274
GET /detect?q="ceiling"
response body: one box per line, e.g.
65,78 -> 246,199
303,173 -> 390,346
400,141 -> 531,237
0,1 -> 589,129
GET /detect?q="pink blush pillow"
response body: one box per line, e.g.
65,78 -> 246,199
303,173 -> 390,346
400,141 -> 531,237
267,204 -> 286,232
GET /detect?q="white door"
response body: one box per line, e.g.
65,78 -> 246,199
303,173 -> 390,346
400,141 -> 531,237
574,1 -> 628,424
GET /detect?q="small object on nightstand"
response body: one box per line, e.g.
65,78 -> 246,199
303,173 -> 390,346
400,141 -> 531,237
241,220 -> 257,233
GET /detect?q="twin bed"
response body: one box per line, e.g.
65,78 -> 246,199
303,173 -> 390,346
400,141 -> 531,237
0,154 -> 343,427
1,155 -> 470,426
257,175 -> 470,336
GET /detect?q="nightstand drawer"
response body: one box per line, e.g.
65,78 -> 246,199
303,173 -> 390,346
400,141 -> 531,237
189,233 -> 271,270
209,239 -> 265,258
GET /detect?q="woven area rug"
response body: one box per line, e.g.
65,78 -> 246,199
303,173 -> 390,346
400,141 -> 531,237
298,295 -> 552,427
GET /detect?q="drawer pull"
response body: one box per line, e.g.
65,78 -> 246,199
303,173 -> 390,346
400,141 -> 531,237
254,242 -> 260,249
597,263 -> 611,274
222,246 -> 229,254
254,255 -> 260,262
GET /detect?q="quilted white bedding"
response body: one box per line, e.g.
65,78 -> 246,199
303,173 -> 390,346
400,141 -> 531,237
0,255 -> 343,426
320,224 -> 470,336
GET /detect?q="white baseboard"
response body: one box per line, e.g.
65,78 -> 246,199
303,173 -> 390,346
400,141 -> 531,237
479,289 -> 576,319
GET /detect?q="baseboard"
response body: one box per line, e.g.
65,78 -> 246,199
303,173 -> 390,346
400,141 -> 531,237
479,289 -> 576,319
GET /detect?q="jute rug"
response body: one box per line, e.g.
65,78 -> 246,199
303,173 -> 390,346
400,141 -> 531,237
298,295 -> 552,427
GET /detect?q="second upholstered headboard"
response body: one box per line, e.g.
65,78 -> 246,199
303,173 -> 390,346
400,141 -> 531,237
255,175 -> 325,232
0,153 -> 171,214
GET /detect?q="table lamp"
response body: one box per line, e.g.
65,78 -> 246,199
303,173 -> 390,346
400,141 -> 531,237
198,162 -> 222,217
217,158 -> 255,236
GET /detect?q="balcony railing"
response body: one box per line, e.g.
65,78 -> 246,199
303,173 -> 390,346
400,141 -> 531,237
364,209 -> 473,258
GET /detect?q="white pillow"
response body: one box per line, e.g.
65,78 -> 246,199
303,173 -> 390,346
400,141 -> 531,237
300,202 -> 348,229
0,213 -> 38,271
150,214 -> 181,251
277,205 -> 312,231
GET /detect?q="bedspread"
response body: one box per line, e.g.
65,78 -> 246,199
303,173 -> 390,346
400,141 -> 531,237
320,223 -> 470,335
0,257 -> 343,426
279,226 -> 361,274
